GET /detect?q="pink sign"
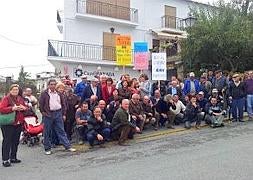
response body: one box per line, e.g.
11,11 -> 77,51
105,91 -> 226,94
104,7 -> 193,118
134,52 -> 148,70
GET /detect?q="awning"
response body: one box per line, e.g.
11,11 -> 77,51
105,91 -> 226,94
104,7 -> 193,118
152,30 -> 187,39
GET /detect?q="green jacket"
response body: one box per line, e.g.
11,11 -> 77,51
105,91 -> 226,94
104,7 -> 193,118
111,107 -> 136,131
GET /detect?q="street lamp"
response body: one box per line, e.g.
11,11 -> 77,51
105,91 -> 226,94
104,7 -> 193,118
185,14 -> 197,28
184,14 -> 197,71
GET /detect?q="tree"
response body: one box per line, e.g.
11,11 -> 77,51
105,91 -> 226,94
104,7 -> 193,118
17,66 -> 38,96
233,0 -> 253,15
181,1 -> 253,73
18,65 -> 31,88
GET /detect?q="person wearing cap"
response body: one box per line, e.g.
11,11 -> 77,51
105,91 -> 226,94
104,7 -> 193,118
81,77 -> 102,103
183,72 -> 200,96
229,74 -> 246,122
72,78 -> 77,88
245,71 -> 253,121
74,75 -> 88,97
197,91 -> 208,113
209,88 -> 224,107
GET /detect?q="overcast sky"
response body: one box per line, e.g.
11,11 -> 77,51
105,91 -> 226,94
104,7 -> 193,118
0,0 -> 217,79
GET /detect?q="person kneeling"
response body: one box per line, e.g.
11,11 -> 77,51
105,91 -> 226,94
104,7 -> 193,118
111,99 -> 140,146
184,95 -> 202,129
86,107 -> 111,148
205,97 -> 225,128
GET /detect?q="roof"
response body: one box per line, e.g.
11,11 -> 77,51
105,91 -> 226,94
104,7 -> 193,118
180,0 -> 213,6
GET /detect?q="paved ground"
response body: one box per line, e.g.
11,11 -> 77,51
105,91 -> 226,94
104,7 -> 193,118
1,119 -> 253,180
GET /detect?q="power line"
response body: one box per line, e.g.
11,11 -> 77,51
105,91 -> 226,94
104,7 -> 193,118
0,33 -> 42,46
0,64 -> 52,70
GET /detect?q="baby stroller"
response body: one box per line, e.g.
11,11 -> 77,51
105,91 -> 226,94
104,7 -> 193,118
21,115 -> 44,147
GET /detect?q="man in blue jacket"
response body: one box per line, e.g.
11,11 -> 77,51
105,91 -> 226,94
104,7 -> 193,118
183,72 -> 200,96
74,75 -> 88,97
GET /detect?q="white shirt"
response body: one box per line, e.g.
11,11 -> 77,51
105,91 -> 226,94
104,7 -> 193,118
48,89 -> 62,111
91,85 -> 97,95
170,100 -> 186,115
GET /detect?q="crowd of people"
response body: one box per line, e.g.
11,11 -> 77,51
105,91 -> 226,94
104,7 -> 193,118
0,70 -> 253,167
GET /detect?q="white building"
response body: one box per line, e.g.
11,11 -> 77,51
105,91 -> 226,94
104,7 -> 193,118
35,72 -> 57,92
48,0 -> 209,81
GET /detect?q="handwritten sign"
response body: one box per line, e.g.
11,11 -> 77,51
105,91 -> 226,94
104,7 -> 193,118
116,35 -> 132,66
152,53 -> 167,80
134,42 -> 148,70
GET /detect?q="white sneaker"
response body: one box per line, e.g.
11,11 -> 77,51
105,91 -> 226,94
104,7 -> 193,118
45,150 -> 52,155
67,148 -> 76,152
78,140 -> 84,145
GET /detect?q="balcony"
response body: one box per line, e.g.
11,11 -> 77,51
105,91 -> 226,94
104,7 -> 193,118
161,15 -> 187,32
76,0 -> 138,26
48,39 -> 136,66
56,10 -> 63,33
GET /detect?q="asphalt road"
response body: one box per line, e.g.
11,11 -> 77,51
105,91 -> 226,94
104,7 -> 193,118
1,120 -> 253,180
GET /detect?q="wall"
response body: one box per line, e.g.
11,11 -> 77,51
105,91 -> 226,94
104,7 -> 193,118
63,0 -> 201,49
51,60 -> 150,82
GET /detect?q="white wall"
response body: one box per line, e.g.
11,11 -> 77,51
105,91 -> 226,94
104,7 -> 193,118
63,0 -> 201,49
51,60 -> 150,81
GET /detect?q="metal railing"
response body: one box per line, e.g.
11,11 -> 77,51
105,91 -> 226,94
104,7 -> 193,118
48,40 -> 119,61
76,0 -> 138,23
161,15 -> 186,30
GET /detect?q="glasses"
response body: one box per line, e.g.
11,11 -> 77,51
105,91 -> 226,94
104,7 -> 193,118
49,83 -> 56,86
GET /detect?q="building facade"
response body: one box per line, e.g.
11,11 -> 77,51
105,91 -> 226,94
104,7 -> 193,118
48,0 -> 209,81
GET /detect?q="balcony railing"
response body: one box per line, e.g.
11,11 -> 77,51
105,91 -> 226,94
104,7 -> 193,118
76,0 -> 138,23
48,40 -> 117,61
161,15 -> 186,30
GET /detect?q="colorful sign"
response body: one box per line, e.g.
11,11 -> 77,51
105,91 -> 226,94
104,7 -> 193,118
152,53 -> 167,80
116,35 -> 132,66
134,42 -> 149,70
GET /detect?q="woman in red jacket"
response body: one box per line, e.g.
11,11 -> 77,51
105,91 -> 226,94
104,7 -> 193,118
0,84 -> 27,167
102,78 -> 115,104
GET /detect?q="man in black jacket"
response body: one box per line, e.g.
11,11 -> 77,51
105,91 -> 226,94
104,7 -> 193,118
81,78 -> 102,103
86,107 -> 111,147
156,94 -> 176,129
167,80 -> 182,99
229,74 -> 246,122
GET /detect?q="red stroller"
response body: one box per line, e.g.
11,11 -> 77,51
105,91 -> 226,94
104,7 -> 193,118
21,115 -> 44,147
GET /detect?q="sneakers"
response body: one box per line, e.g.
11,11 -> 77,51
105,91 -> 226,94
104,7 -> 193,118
2,161 -> 11,167
45,150 -> 52,155
66,148 -> 76,152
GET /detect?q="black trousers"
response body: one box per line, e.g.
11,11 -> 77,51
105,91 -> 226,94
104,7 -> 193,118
1,125 -> 22,161
64,117 -> 75,141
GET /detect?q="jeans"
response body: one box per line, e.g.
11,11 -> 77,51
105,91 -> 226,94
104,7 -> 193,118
43,110 -> 71,151
86,128 -> 111,146
247,95 -> 253,118
231,98 -> 244,120
1,125 -> 22,161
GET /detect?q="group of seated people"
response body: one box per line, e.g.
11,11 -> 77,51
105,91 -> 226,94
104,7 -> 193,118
68,78 -> 227,147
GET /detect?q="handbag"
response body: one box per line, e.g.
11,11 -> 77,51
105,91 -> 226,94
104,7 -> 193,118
0,112 -> 16,126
